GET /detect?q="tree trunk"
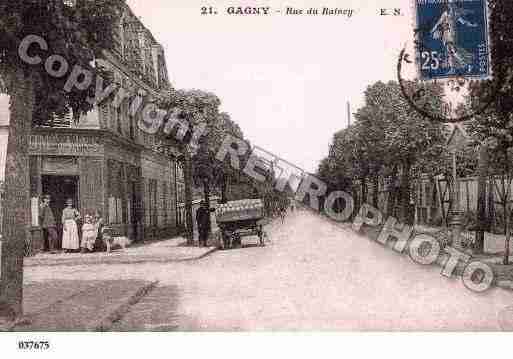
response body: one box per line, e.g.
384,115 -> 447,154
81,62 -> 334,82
400,161 -> 412,224
183,149 -> 194,245
504,201 -> 510,265
361,177 -> 368,205
488,178 -> 496,233
475,143 -> 489,253
504,149 -> 511,265
350,184 -> 359,222
220,174 -> 228,204
386,166 -> 398,218
0,69 -> 34,321
372,175 -> 379,209
203,179 -> 212,235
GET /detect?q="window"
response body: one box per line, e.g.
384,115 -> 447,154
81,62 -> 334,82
130,108 -> 136,140
117,106 -> 123,134
63,0 -> 76,7
162,182 -> 168,225
148,179 -> 157,227
108,161 -> 126,224
168,181 -> 176,226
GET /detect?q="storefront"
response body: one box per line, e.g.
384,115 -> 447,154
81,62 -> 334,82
28,127 -> 182,251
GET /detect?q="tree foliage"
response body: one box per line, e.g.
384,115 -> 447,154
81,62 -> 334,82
161,89 -> 249,204
318,80 -> 448,221
0,0 -> 121,120
466,0 -> 513,175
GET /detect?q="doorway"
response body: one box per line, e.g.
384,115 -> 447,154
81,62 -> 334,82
130,181 -> 138,240
42,175 -> 79,248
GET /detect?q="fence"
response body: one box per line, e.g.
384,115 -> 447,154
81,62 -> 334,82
414,175 -> 509,230
352,175 -> 503,230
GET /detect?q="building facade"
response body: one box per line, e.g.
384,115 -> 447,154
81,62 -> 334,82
24,2 -> 186,248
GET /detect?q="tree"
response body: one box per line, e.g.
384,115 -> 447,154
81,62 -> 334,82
466,0 -> 513,263
0,0 -> 121,319
318,80 -> 447,224
160,89 -> 249,241
363,81 -> 447,223
212,112 -> 244,203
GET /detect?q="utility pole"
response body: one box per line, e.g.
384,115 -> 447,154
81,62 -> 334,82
183,147 -> 194,245
347,101 -> 351,127
446,125 -> 468,249
475,142 -> 489,253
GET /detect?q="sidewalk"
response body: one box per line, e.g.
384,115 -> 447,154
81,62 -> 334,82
415,224 -> 510,254
25,237 -> 217,267
415,224 -> 513,265
410,225 -> 513,286
2,279 -> 157,331
344,222 -> 513,289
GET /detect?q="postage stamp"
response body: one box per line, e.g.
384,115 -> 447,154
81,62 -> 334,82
414,0 -> 491,80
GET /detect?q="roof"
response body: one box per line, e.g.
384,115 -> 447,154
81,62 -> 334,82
446,123 -> 471,151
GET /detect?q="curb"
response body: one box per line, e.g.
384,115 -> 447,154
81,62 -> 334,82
24,247 -> 218,267
179,247 -> 218,262
93,280 -> 159,331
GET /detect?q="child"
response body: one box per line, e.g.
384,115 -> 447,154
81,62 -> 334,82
93,210 -> 112,253
81,214 -> 97,253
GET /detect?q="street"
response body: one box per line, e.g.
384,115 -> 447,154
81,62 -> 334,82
25,209 -> 513,331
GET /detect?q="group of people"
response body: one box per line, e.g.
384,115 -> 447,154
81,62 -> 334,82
39,195 -> 108,254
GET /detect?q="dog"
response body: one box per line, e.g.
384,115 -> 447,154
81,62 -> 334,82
102,227 -> 132,253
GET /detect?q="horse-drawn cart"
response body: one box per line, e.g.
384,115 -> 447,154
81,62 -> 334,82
215,199 -> 266,249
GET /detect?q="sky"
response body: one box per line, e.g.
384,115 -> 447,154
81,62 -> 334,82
126,0 -> 413,172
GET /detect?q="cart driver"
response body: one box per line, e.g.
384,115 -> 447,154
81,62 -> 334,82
196,200 -> 214,247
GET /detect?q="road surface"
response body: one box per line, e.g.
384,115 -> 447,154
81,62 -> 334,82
26,209 -> 513,330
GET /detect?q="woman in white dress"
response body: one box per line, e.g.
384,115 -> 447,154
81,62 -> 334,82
62,198 -> 80,253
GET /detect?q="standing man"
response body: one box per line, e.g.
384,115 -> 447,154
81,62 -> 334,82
39,195 -> 58,254
196,200 -> 213,247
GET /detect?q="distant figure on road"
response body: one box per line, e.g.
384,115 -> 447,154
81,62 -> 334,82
196,200 -> 214,247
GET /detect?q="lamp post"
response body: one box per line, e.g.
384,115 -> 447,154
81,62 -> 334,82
446,124 -> 470,248
448,149 -> 465,248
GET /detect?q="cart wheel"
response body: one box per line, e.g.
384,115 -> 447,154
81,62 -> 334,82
215,231 -> 223,249
258,225 -> 265,246
221,231 -> 230,250
258,233 -> 265,247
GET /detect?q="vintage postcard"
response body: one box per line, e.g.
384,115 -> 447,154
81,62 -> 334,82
0,0 -> 512,357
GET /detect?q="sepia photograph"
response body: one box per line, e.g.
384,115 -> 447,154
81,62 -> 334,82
0,0 -> 512,357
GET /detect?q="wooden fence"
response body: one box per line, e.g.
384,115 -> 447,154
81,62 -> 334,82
353,175 -> 503,229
